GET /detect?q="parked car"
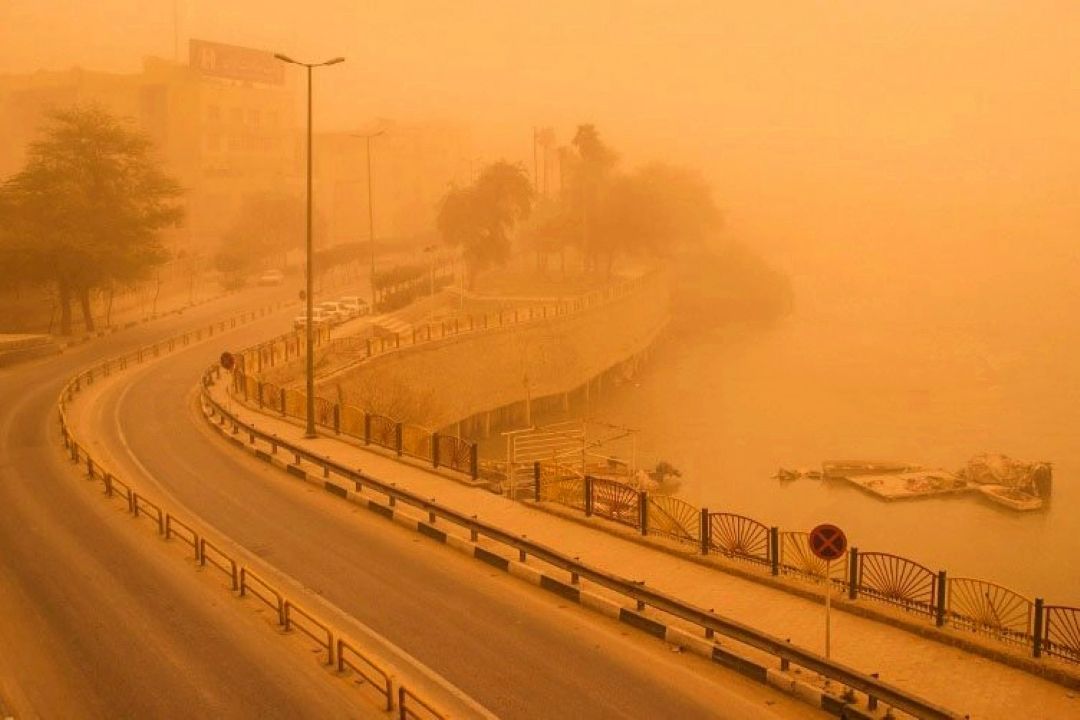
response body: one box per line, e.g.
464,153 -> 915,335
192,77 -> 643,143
293,307 -> 331,330
317,301 -> 348,325
338,296 -> 370,317
257,269 -> 285,286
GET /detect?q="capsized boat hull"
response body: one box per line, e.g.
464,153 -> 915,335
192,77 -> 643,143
976,484 -> 1043,511
822,460 -> 922,479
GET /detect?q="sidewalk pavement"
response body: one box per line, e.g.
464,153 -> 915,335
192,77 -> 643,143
208,380 -> 1079,720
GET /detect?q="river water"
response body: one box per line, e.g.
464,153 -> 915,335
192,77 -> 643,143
584,271 -> 1080,605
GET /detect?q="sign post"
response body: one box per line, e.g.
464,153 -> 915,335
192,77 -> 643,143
809,523 -> 847,660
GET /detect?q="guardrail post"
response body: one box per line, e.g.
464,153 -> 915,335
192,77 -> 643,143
1033,597 -> 1044,658
584,476 -> 594,516
364,413 -> 371,445
470,443 -> 479,479
257,382 -> 264,408
279,388 -> 286,416
432,433 -> 440,468
700,508 -> 710,555
867,672 -> 879,711
395,423 -> 403,456
769,526 -> 780,576
848,547 -> 859,600
333,404 -> 340,434
533,461 -> 541,500
935,570 -> 947,627
86,456 -> 94,477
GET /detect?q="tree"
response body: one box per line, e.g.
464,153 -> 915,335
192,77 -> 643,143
0,105 -> 183,334
214,191 -> 324,289
592,162 -> 721,274
436,161 -> 533,287
563,124 -> 618,273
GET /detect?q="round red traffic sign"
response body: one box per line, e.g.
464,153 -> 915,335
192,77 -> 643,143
808,523 -> 847,561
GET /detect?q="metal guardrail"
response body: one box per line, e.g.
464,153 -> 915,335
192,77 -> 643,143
202,373 -> 961,720
55,303 -> 447,720
531,462 -> 1080,667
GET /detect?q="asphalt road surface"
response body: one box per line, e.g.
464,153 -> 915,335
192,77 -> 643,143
3,288 -> 820,719
0,288 -> 380,719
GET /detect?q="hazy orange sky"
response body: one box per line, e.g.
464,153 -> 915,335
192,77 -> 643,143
3,1 -> 1079,317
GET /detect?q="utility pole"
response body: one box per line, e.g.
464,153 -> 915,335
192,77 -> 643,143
274,52 -> 345,439
352,130 -> 385,311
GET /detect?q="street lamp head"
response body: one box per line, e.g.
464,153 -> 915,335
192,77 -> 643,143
273,52 -> 296,64
323,57 -> 346,66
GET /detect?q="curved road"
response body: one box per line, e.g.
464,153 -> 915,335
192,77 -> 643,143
0,289 -> 372,718
3,293 -> 818,719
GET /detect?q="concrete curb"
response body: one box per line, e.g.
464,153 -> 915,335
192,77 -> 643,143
216,381 -> 1080,694
526,501 -> 1080,692
203,404 -> 890,719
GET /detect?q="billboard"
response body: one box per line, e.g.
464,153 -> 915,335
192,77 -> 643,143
189,39 -> 284,85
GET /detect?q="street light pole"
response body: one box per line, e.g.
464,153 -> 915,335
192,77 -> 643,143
274,52 -> 345,439
352,130 -> 385,312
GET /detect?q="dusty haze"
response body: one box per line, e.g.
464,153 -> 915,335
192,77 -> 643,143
5,1 -> 1079,307
3,1 -> 1078,591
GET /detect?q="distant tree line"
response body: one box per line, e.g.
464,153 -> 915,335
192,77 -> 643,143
0,105 -> 184,335
436,124 -> 721,285
212,191 -> 327,289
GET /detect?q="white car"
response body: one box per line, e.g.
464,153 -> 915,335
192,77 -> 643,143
338,296 -> 370,317
257,269 -> 285,286
317,301 -> 348,325
293,307 -> 331,330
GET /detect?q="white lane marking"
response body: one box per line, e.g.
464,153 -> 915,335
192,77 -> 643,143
107,360 -> 497,720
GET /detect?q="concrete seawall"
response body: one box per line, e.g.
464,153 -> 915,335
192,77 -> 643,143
317,274 -> 669,437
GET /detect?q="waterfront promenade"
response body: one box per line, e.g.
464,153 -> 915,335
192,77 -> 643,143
206,376 -> 1079,720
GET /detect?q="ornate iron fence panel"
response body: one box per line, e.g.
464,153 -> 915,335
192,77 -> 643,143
538,463 -> 585,510
401,424 -> 433,461
858,552 -> 936,617
646,495 -> 699,546
709,513 -> 770,566
340,405 -> 364,438
947,578 -> 1032,645
779,531 -> 847,584
261,382 -> 283,412
313,396 -> 335,428
285,389 -> 306,420
436,435 -> 472,474
590,478 -> 641,528
1044,605 -> 1080,663
368,413 -> 397,450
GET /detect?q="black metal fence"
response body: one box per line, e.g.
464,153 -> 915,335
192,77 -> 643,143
531,465 -> 1080,666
